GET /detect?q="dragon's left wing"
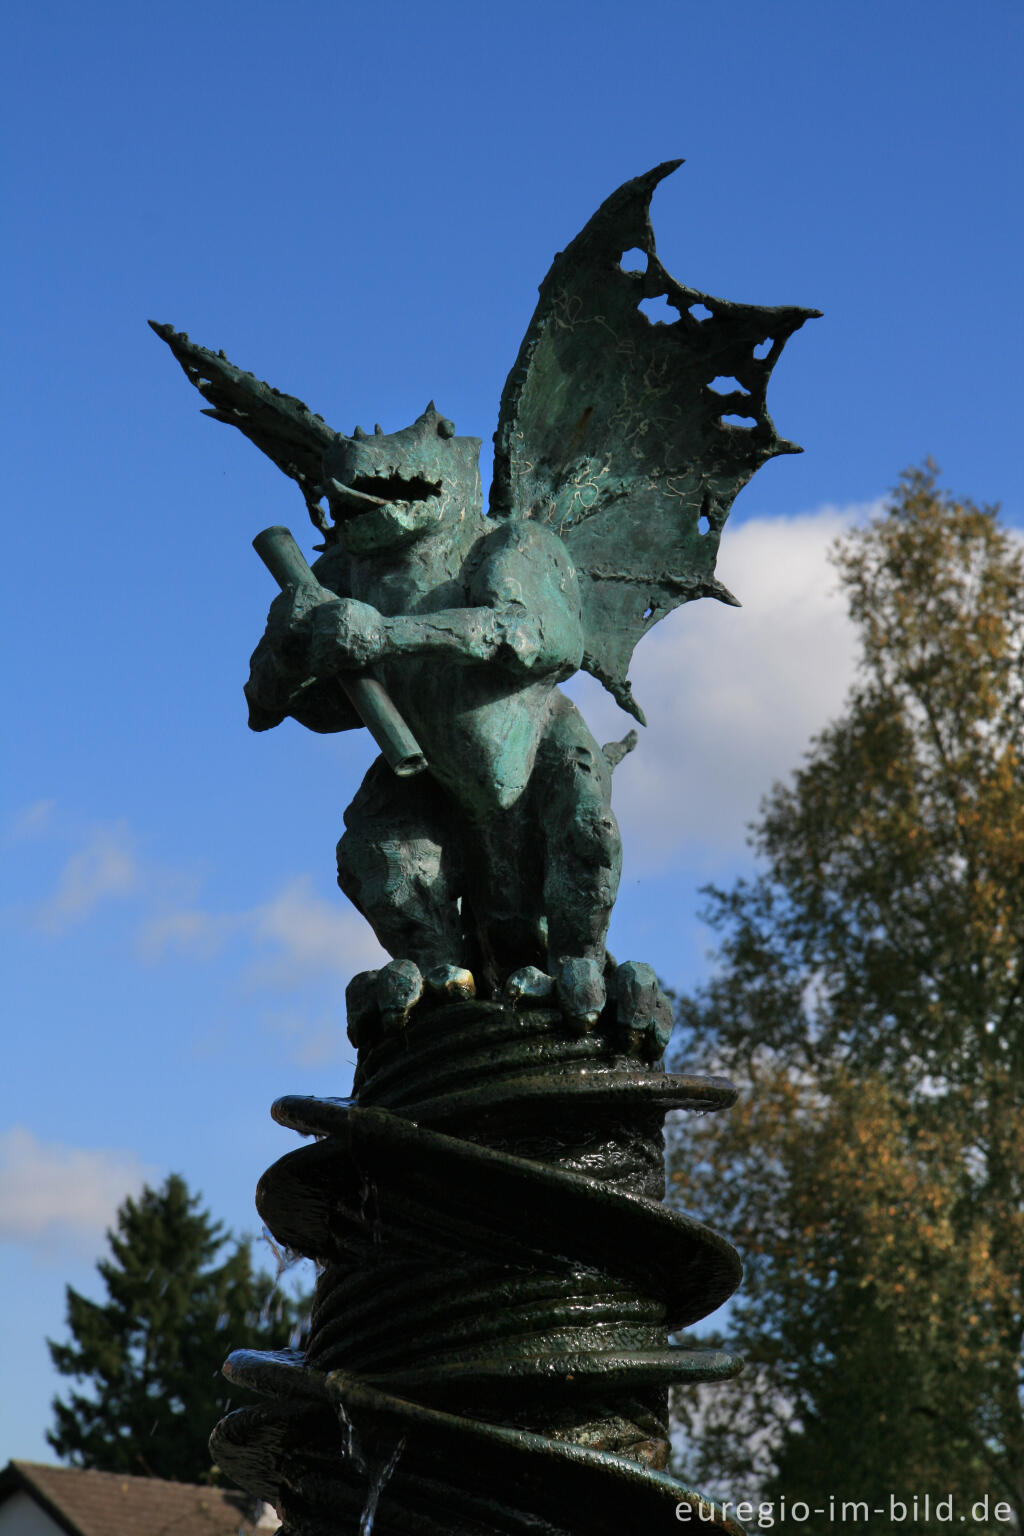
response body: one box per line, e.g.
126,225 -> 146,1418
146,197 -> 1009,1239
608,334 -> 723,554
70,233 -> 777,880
491,162 -> 819,724
149,321 -> 340,538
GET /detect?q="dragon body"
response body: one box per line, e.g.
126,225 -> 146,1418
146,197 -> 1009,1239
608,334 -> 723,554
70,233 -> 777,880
153,160 -> 817,1037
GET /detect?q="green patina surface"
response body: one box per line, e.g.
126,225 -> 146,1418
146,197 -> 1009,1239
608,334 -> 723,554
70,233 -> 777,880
154,162 -> 816,1536
152,161 -> 816,1037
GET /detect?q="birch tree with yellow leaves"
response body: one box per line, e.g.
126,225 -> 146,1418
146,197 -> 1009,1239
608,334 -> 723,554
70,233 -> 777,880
669,467 -> 1024,1529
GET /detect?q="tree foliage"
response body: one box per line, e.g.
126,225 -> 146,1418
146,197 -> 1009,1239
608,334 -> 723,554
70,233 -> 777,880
669,467 -> 1024,1527
47,1173 -> 305,1484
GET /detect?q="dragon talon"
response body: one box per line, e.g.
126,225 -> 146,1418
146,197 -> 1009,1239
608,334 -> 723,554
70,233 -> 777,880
553,957 -> 606,1032
504,966 -> 556,1006
376,959 -> 425,1033
616,960 -> 673,1061
344,969 -> 379,1049
425,964 -> 476,1003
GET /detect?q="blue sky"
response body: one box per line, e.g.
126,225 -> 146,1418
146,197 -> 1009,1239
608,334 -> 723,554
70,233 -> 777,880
2,0 -> 1022,1469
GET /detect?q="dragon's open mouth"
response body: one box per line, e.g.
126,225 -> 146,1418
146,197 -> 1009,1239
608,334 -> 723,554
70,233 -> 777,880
328,472 -> 442,518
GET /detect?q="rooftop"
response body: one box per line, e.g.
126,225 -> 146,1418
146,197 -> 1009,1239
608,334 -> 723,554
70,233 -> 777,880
0,1461 -> 279,1536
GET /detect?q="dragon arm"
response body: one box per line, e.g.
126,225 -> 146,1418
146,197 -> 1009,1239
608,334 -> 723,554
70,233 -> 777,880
312,520 -> 585,681
310,599 -> 581,682
377,604 -> 578,678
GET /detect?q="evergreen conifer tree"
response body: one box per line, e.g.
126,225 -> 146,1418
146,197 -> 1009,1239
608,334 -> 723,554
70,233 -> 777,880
47,1173 -> 305,1483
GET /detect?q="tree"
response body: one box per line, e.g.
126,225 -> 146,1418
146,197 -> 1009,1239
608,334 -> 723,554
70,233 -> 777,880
668,467 -> 1024,1528
47,1173 -> 306,1484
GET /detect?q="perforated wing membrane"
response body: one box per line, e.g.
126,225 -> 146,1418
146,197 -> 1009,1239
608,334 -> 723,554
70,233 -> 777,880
490,161 -> 819,723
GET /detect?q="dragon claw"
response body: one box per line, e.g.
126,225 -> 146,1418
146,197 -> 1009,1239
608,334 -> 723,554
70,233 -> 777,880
376,958 -> 425,1032
344,969 -> 379,1049
553,956 -> 607,1032
504,966 -> 556,1006
615,961 -> 673,1061
426,964 -> 476,1002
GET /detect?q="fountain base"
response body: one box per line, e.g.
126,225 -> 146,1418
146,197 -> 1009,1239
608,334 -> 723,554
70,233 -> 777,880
213,993 -> 746,1534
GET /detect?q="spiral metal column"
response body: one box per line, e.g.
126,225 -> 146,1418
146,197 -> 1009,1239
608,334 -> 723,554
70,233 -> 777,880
212,994 -> 745,1535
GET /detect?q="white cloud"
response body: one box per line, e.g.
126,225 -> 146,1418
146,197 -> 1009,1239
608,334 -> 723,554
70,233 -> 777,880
140,877 -> 384,1066
249,877 -> 387,987
568,502 -> 880,869
0,1128 -> 155,1260
141,875 -> 385,982
8,799 -> 56,840
35,821 -> 139,932
139,906 -> 243,962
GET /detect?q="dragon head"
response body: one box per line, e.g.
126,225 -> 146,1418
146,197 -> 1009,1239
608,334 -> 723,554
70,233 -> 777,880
322,405 -> 482,554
